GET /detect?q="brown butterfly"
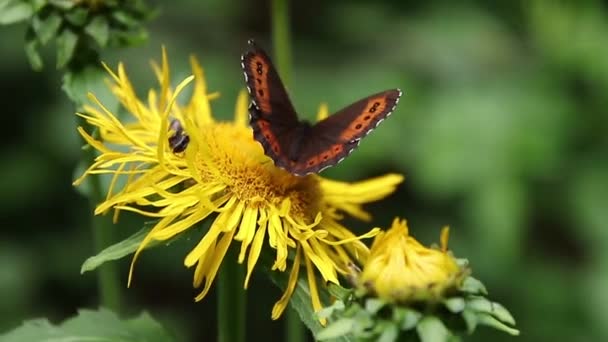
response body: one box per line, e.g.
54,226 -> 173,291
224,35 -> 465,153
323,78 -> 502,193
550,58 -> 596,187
241,39 -> 402,176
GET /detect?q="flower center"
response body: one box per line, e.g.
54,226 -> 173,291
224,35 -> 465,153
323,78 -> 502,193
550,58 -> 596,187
195,123 -> 322,224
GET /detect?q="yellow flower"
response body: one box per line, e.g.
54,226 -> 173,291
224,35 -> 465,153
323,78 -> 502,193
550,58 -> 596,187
73,48 -> 404,320
358,218 -> 466,302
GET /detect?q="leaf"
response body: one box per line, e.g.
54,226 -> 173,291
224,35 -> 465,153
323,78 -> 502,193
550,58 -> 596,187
0,308 -> 175,342
364,297 -> 386,314
327,283 -> 352,301
260,253 -> 353,342
48,0 -> 75,10
0,0 -> 33,24
476,313 -> 520,336
55,28 -> 78,68
24,37 -> 43,71
393,307 -> 422,330
443,297 -> 466,313
316,300 -> 345,320
465,297 -> 516,326
112,10 -> 139,27
376,322 -> 399,342
63,64 -> 112,108
416,316 -> 451,342
85,15 -> 109,46
32,12 -> 62,44
81,224 -> 152,274
460,276 -> 487,295
64,7 -> 88,26
316,318 -> 355,340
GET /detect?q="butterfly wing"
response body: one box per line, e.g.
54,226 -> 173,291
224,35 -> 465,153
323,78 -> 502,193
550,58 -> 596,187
288,89 -> 402,175
241,39 -> 300,168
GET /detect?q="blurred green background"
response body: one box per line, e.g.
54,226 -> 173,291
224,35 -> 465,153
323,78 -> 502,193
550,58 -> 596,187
1,0 -> 607,341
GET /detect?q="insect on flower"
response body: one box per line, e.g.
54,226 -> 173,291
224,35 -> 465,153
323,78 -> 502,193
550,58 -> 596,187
168,118 -> 190,153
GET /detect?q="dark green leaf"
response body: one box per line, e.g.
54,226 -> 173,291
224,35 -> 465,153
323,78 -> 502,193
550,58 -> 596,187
48,0 -> 74,10
62,65 -> 113,108
317,318 -> 355,340
476,313 -> 520,336
32,12 -> 61,44
24,38 -> 43,71
81,224 -> 152,274
31,0 -> 46,12
416,316 -> 451,342
112,10 -> 139,27
110,28 -> 148,47
443,297 -> 466,313
0,0 -> 33,24
85,15 -> 109,46
261,253 -> 352,342
0,308 -> 174,342
64,6 -> 88,26
55,28 -> 78,68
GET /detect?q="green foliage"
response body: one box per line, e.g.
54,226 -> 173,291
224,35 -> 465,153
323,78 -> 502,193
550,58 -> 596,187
317,273 -> 518,342
0,0 -> 155,70
0,308 -> 174,342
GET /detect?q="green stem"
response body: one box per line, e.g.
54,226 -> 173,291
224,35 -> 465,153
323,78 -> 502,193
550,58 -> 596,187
218,247 -> 246,342
271,0 -> 306,340
271,0 -> 292,86
87,149 -> 122,313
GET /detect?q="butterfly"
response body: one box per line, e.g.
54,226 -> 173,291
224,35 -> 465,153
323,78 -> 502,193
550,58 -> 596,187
241,39 -> 402,176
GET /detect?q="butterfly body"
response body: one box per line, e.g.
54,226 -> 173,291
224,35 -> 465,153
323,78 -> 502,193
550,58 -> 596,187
242,39 -> 402,176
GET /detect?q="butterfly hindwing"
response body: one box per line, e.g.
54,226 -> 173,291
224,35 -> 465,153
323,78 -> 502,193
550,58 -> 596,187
290,89 -> 402,175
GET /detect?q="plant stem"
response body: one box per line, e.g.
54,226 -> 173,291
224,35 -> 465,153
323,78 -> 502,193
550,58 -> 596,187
87,153 -> 122,313
218,247 -> 246,342
271,0 -> 292,86
271,0 -> 306,340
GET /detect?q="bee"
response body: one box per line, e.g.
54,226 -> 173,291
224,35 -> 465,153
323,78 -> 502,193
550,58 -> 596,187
168,118 -> 190,153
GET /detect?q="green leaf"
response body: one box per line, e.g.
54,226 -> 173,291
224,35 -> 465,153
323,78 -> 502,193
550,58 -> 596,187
63,65 -> 114,108
465,297 -> 516,326
0,0 -> 33,24
31,0 -> 46,12
55,28 -> 78,68
85,15 -> 109,46
316,300 -> 345,320
377,322 -> 399,342
327,283 -> 352,301
112,10 -> 140,27
261,253 -> 352,342
32,12 -> 62,44
364,297 -> 386,314
48,0 -> 74,10
443,297 -> 466,313
476,313 -> 520,336
394,307 -> 422,330
317,318 -> 355,340
461,309 -> 478,334
0,308 -> 174,342
460,276 -> 487,295
416,316 -> 451,342
64,7 -> 88,26
24,37 -> 43,71
81,224 -> 152,274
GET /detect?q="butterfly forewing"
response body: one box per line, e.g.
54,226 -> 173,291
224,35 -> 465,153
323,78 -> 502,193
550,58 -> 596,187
241,40 -> 299,127
289,89 -> 402,175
